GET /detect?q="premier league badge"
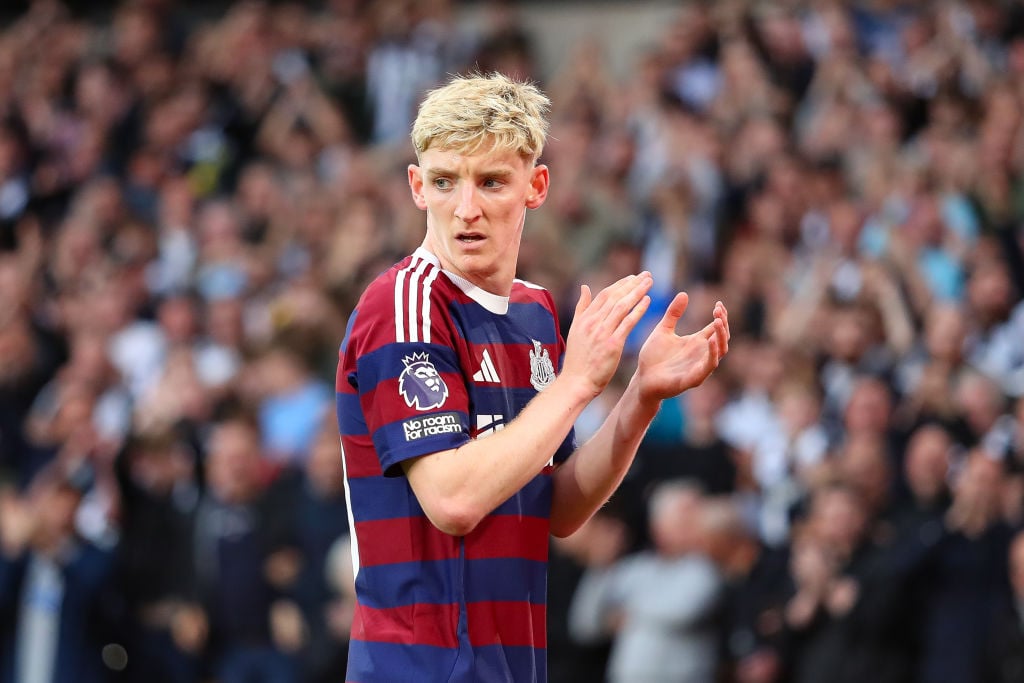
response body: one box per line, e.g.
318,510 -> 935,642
529,340 -> 555,391
399,353 -> 449,410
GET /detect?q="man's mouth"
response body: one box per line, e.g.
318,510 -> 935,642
456,233 -> 485,243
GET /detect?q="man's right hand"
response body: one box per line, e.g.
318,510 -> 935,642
561,273 -> 653,399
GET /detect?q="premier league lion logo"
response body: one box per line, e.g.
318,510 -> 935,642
398,353 -> 449,411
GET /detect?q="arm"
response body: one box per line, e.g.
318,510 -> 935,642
403,278 -> 729,537
403,274 -> 654,536
862,262 -> 914,357
550,294 -> 730,536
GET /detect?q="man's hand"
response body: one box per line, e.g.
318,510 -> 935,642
562,273 -> 653,399
635,294 -> 729,404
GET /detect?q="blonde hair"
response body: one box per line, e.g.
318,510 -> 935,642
411,72 -> 551,160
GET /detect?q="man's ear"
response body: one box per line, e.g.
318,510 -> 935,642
526,164 -> 550,210
408,164 -> 428,210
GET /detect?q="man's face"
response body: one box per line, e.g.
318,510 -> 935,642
409,143 -> 548,294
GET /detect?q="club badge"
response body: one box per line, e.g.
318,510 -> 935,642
529,340 -> 555,391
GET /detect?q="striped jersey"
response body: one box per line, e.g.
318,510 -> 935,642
336,247 -> 575,682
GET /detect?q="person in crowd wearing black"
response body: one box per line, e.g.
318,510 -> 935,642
984,528 -> 1024,683
270,421 -> 352,683
184,416 -> 303,683
0,463 -> 119,683
781,479 -> 917,683
915,451 -> 1013,683
114,429 -> 201,683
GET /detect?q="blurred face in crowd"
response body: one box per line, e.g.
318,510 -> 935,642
158,295 -> 199,344
410,141 -> 549,295
955,372 -> 1005,437
307,426 -> 346,496
683,374 -> 727,425
0,316 -> 36,386
206,421 -> 263,505
775,380 -> 821,434
828,306 -> 870,363
967,260 -> 1013,324
33,482 -> 82,550
205,296 -> 245,349
809,487 -> 867,558
952,451 -> 1003,527
838,433 -> 891,515
904,425 -> 951,504
844,378 -> 892,435
130,437 -> 193,495
649,485 -> 704,557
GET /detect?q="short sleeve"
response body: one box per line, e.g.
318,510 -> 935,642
347,270 -> 471,476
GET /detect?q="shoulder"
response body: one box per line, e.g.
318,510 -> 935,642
349,254 -> 456,350
359,253 -> 456,313
512,277 -> 558,311
512,277 -> 553,299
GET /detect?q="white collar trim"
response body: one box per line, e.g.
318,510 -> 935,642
414,247 -> 510,315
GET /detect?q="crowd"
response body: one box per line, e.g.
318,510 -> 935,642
0,0 -> 1022,681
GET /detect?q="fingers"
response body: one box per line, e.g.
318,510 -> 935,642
574,284 -> 593,319
614,294 -> 651,339
658,292 -> 690,331
714,300 -> 730,337
695,301 -> 730,369
709,321 -> 723,365
714,300 -> 730,355
586,272 -> 652,328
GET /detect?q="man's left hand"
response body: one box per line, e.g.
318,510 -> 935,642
635,294 -> 730,404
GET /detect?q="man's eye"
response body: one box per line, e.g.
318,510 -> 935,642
482,178 -> 503,189
433,178 -> 452,190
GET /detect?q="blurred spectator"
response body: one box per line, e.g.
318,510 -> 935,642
186,417 -> 301,683
634,373 -> 737,500
984,528 -> 1024,683
963,258 -> 1024,398
364,1 -> 448,145
547,508 -> 627,683
569,481 -> 723,683
781,481 -> 915,683
750,377 -> 829,546
892,302 -> 967,435
250,341 -> 332,467
114,429 -> 201,683
918,451 -> 1013,683
0,463 -> 118,683
892,423 -> 954,528
272,422 -> 351,683
953,369 -> 1016,459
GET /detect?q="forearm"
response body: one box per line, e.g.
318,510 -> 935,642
404,372 -> 594,536
550,376 -> 660,537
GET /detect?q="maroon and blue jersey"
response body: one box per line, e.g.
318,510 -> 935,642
337,247 -> 575,682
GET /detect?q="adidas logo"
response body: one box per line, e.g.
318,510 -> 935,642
472,349 -> 500,383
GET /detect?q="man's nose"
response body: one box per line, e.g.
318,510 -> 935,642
454,183 -> 482,222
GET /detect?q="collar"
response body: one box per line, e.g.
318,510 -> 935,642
414,247 -> 510,315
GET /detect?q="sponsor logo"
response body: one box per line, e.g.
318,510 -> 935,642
402,412 -> 463,441
398,352 -> 449,411
472,349 -> 501,383
476,413 -> 505,438
529,340 -> 555,391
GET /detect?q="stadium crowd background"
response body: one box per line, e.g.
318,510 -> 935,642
0,0 -> 1023,681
